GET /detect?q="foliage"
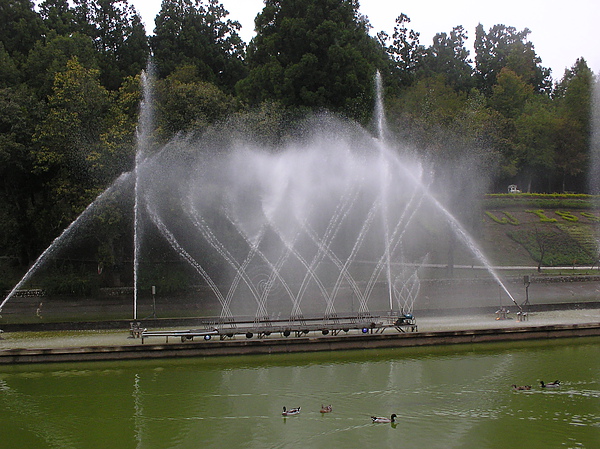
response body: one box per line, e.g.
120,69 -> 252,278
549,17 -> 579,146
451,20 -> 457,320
151,0 -> 246,93
474,23 -> 551,95
377,13 -> 425,87
0,0 -> 44,64
155,65 -> 239,138
72,0 -> 149,90
553,58 -> 594,193
525,210 -> 557,222
37,265 -> 99,296
484,194 -> 595,210
238,0 -> 387,123
0,0 -> 597,294
554,210 -> 579,222
484,211 -> 519,225
420,25 -> 473,91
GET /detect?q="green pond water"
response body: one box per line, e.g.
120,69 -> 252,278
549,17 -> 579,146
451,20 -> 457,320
0,337 -> 598,449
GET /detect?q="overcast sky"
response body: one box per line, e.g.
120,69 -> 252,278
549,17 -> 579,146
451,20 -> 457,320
130,0 -> 599,81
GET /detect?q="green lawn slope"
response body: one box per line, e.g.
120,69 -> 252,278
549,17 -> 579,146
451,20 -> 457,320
480,194 -> 600,268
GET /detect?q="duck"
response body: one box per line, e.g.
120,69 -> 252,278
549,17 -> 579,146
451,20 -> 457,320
540,380 -> 560,388
511,384 -> 532,391
320,404 -> 333,413
371,414 -> 397,423
282,406 -> 301,416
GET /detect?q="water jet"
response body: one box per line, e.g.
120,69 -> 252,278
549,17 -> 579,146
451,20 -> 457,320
2,71 -> 519,330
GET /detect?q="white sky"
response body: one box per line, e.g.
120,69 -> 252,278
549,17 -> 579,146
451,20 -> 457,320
130,0 -> 599,81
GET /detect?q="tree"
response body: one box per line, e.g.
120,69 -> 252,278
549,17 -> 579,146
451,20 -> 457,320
156,65 -> 238,138
151,0 -> 246,92
377,13 -> 425,87
0,85 -> 45,265
0,0 -> 44,65
238,0 -> 386,122
485,68 -> 535,187
489,68 -> 533,119
0,43 -> 20,87
72,0 -> 149,90
421,25 -> 473,91
23,31 -> 99,100
33,57 -> 111,222
388,74 -> 467,146
474,23 -> 550,95
513,97 -> 559,192
553,58 -> 595,192
38,0 -> 78,36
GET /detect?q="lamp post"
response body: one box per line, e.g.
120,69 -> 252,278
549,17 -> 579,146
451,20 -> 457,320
151,285 -> 156,318
523,275 -> 530,307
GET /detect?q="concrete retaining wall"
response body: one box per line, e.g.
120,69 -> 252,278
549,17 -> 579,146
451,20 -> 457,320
1,322 -> 598,365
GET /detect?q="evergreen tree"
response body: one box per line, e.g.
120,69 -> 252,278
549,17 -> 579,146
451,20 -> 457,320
474,23 -> 551,95
38,0 -> 78,36
72,0 -> 149,90
24,31 -> 99,99
151,0 -> 246,93
553,57 -> 595,191
377,13 -> 425,88
237,0 -> 387,122
421,26 -> 473,92
0,85 -> 45,265
0,0 -> 44,65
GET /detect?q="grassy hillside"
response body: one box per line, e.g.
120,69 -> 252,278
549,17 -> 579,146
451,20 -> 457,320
479,194 -> 600,268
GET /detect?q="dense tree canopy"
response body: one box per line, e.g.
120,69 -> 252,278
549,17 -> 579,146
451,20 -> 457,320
237,0 -> 387,121
151,0 -> 246,92
474,23 -> 551,94
0,0 -> 596,290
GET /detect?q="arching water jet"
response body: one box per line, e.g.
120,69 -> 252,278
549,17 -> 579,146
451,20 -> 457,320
0,173 -> 131,313
2,70 -> 520,323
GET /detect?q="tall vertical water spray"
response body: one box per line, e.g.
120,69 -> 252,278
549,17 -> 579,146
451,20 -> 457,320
133,68 -> 154,320
374,71 -> 387,140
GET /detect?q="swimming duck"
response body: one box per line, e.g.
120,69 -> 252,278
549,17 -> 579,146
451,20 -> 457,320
511,384 -> 532,391
282,406 -> 301,416
540,380 -> 560,388
320,404 -> 333,413
371,414 -> 397,423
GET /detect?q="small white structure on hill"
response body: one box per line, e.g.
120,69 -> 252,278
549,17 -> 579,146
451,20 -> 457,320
508,184 -> 521,193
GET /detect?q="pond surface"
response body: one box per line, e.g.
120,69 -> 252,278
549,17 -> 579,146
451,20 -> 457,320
0,337 -> 598,449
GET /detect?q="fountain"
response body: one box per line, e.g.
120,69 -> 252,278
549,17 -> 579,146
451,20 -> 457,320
1,70 -> 519,330
130,70 -> 521,326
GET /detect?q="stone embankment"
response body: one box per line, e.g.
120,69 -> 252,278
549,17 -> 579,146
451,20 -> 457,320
1,310 -> 598,364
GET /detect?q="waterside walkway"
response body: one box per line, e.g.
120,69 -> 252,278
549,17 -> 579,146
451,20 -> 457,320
0,308 -> 598,364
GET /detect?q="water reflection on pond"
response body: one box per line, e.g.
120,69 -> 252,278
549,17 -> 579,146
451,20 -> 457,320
0,338 -> 598,449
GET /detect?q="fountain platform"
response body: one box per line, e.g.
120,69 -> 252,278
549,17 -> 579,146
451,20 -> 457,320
0,307 -> 598,364
137,313 -> 418,344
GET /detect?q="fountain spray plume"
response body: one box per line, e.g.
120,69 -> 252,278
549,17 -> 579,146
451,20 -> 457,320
373,71 -> 387,141
134,71 -> 516,319
371,69 -> 519,311
384,137 -> 521,311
